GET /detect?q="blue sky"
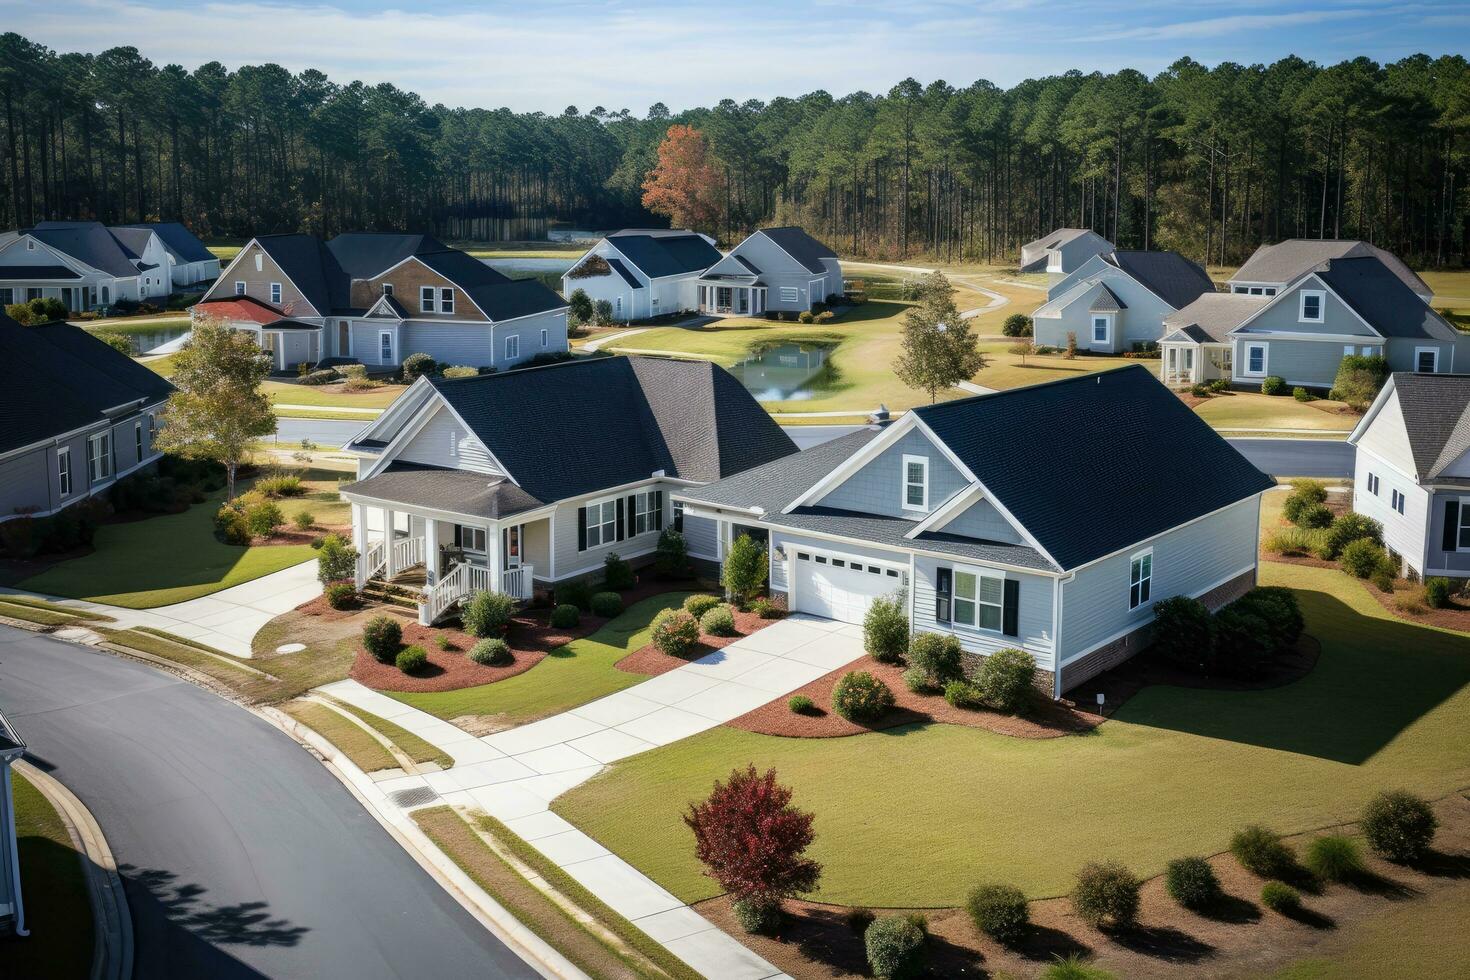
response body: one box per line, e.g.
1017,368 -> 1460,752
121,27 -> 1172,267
9,0 -> 1469,113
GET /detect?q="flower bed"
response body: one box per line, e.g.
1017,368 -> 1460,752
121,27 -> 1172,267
614,603 -> 777,676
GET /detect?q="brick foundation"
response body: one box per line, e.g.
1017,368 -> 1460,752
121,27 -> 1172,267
957,651 -> 1056,696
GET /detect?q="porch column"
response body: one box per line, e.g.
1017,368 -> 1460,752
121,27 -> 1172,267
351,503 -> 367,554
384,507 -> 398,576
424,517 -> 438,585
486,523 -> 502,594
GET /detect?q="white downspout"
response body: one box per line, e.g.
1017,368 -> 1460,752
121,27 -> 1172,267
3,762 -> 27,936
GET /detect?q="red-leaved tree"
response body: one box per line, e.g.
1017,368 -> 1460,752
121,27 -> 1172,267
683,765 -> 821,916
641,124 -> 723,234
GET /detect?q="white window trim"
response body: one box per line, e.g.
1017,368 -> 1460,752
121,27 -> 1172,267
378,330 -> 394,365
952,565 -> 1006,633
541,329 -> 549,349
1298,289 -> 1325,323
440,287 -> 455,315
583,496 -> 618,550
1367,472 -> 1379,495
505,335 -> 520,361
234,280 -> 246,296
1128,548 -> 1153,611
269,282 -> 282,305
901,454 -> 929,512
87,432 -> 112,484
57,446 -> 72,497
1414,347 -> 1439,373
632,489 -> 659,536
382,283 -> 394,296
420,286 -> 436,314
1458,497 -> 1470,552
1091,313 -> 1112,345
1243,342 -> 1269,378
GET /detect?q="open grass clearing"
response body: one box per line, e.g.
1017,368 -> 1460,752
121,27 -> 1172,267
81,315 -> 190,333
1,771 -> 94,979
555,562 -> 1470,907
1192,391 -> 1358,432
263,379 -> 408,410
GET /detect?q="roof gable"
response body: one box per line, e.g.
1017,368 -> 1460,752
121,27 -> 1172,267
28,221 -> 143,278
1103,251 -> 1216,310
605,232 -> 721,279
1314,257 -> 1452,340
752,227 -> 836,275
1232,239 -> 1430,297
115,222 -> 215,263
1358,373 -> 1470,480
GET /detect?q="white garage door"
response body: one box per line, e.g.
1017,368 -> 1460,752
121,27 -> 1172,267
791,549 -> 906,624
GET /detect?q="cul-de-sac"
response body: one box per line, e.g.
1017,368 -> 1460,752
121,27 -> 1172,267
2,9 -> 1469,980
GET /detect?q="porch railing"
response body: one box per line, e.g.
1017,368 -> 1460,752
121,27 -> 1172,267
502,566 -> 533,601
418,561 -> 535,624
391,535 -> 424,575
357,540 -> 386,588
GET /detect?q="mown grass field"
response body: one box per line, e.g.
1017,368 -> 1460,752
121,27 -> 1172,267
3,772 -> 93,979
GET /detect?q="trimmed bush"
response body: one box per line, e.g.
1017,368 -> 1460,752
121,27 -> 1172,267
1282,479 -> 1328,523
975,648 -> 1036,713
845,907 -> 876,934
832,671 -> 895,723
1322,512 -> 1382,559
1331,354 -> 1390,411
902,666 -> 933,694
732,896 -> 782,935
797,310 -> 815,324
1164,856 -> 1222,910
654,528 -> 689,579
462,590 -> 516,638
1150,595 -> 1216,672
863,594 -> 909,663
787,695 -> 816,715
721,533 -> 768,603
395,645 -> 428,673
1304,835 -> 1365,882
401,352 -> 437,380
441,365 -> 478,378
1361,790 -> 1437,862
603,552 -> 635,590
554,580 -> 593,611
965,883 -> 1029,943
908,632 -> 963,686
469,638 -> 513,666
316,533 -> 358,583
1260,881 -> 1300,913
1424,577 -> 1453,609
362,615 -> 402,663
1370,562 -> 1397,593
1293,386 -> 1314,402
434,633 -> 454,651
1261,375 -> 1287,396
293,510 -> 315,530
683,594 -> 722,618
943,679 -> 984,709
752,597 -> 780,619
1071,861 -> 1140,928
1001,313 -> 1033,337
1208,378 -> 1231,393
245,500 -> 285,538
590,591 -> 623,617
1295,503 -> 1334,529
1230,825 -> 1295,878
700,604 -> 737,637
550,604 -> 581,629
1213,605 -> 1274,679
324,582 -> 357,610
864,916 -> 925,980
1340,538 -> 1386,578
1231,586 -> 1304,654
651,608 -> 700,657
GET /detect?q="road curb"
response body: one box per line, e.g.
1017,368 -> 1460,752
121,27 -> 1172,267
13,759 -> 133,980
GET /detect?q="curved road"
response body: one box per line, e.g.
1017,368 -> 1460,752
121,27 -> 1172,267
0,627 -> 539,980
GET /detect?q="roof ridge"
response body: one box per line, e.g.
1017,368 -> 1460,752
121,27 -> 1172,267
917,362 -> 1151,414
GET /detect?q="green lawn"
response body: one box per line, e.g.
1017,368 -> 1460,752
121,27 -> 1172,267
388,591 -> 697,727
1192,391 -> 1358,432
3,771 -> 93,979
1272,881 -> 1470,979
19,486 -> 316,608
554,562 -> 1470,908
262,379 -> 408,410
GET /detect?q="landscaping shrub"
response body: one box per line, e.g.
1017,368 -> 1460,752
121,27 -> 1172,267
1293,386 -> 1314,402
1340,538 -> 1387,578
462,590 -> 515,638
1260,881 -> 1301,913
1232,586 -> 1304,652
732,896 -> 783,935
902,666 -> 933,694
214,503 -> 251,544
1282,479 -> 1328,523
254,474 -> 304,497
907,632 -> 963,686
300,368 -> 339,385
845,908 -> 876,934
965,883 -> 1029,943
1264,526 -> 1328,556
974,648 -> 1036,713
654,528 -> 689,578
1164,856 -> 1222,910
1424,577 -> 1453,609
1295,503 -> 1334,529
683,594 -> 722,618
92,330 -> 134,355
590,591 -> 623,617
395,645 -> 428,673
832,670 -> 895,723
1150,595 -> 1216,672
554,580 -> 592,611
434,633 -> 454,651
787,695 -> 816,715
550,604 -> 581,629
721,534 -> 768,604
862,594 -> 909,663
864,916 -> 925,980
752,597 -> 780,619
815,310 -> 835,323
1305,835 -> 1365,882
651,608 -> 700,657
401,352 -> 437,380
1371,562 -> 1397,593
700,604 -> 737,636
943,679 -> 984,709
603,552 -> 635,590
293,510 -> 315,531
1208,378 -> 1231,393
441,365 -> 477,379
797,310 -> 815,324
1041,955 -> 1116,980
1395,593 -> 1429,615
1001,313 -> 1033,337
1361,790 -> 1437,862
1261,375 -> 1287,396
1230,825 -> 1295,878
1330,354 -> 1390,411
245,500 -> 285,538
1322,512 -> 1382,559
316,533 -> 357,583
469,638 -> 513,666
1213,606 -> 1274,679
324,582 -> 357,610
1071,861 -> 1140,928
362,615 -> 403,663
1190,382 -> 1210,397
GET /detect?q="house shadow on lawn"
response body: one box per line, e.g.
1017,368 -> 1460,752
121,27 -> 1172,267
1111,587 -> 1470,765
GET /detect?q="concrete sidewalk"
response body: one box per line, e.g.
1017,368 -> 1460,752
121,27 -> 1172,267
317,614 -> 867,979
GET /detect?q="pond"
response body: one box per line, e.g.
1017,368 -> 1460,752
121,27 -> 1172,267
89,322 -> 192,354
727,342 -> 836,402
482,257 -> 576,275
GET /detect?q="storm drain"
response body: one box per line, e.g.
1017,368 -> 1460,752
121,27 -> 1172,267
389,786 -> 440,808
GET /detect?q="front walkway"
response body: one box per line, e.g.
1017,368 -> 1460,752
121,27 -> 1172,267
317,614 -> 867,980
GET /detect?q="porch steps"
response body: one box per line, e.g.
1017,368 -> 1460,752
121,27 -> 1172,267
361,579 -> 422,611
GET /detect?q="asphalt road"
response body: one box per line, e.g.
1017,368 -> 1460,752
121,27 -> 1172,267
0,627 -> 540,980
268,417 -> 369,448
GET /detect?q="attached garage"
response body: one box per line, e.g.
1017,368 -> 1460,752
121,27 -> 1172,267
790,547 -> 907,624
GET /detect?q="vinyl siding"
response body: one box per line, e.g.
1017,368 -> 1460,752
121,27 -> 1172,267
1032,266 -> 1178,352
724,234 -> 834,312
819,429 -> 968,519
1232,337 -> 1355,388
682,513 -> 719,559
1238,282 -> 1376,337
399,321 -> 496,366
1058,496 -> 1260,663
551,483 -> 672,580
1384,337 -> 1460,375
396,406 -> 500,475
0,406 -> 162,521
1424,490 -> 1470,575
1354,390 -> 1417,475
1353,445 -> 1430,573
0,445 -> 52,515
941,496 -> 1024,543
911,555 -> 1057,668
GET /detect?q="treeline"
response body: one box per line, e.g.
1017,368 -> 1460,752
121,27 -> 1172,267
1,32 -> 1467,266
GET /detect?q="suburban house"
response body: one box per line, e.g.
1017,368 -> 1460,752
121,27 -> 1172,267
0,708 -> 24,937
1019,228 -> 1114,280
697,227 -> 843,316
1031,250 -> 1216,354
195,233 -> 568,373
1228,239 -> 1432,302
0,312 -> 173,520
0,220 -> 180,311
561,229 -> 721,322
339,355 -> 796,623
115,222 -> 221,286
674,365 -> 1273,698
1348,372 -> 1470,579
1159,252 -> 1464,389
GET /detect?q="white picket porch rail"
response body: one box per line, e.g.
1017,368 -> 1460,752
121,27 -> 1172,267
391,535 -> 424,575
418,561 -> 534,624
357,540 -> 387,588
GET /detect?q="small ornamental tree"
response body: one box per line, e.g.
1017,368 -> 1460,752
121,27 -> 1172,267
1009,341 -> 1036,365
567,288 -> 594,329
1001,313 -> 1033,337
893,272 -> 988,403
722,533 -> 768,605
593,299 -> 614,326
684,765 -> 821,927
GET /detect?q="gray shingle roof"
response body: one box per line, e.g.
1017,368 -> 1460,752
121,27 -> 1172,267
254,234 -> 348,315
28,221 -> 143,278
0,265 -> 80,280
1233,239 -> 1429,296
1382,373 -> 1470,479
758,227 -> 837,274
1162,292 -> 1271,344
1102,251 -> 1216,310
345,463 -> 544,518
607,232 -> 721,279
1021,227 -> 1099,252
1315,257 -> 1454,340
1088,283 -> 1126,313
115,221 -> 215,263
606,257 -> 642,288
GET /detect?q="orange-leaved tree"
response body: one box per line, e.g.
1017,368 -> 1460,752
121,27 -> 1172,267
641,124 -> 722,234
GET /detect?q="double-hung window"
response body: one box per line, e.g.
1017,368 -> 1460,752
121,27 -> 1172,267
420,286 -> 436,313
234,280 -> 246,296
1244,343 -> 1268,377
1298,290 -> 1324,322
57,447 -> 72,497
455,525 -> 487,552
1391,489 -> 1406,515
1129,550 -> 1153,610
135,420 -> 144,460
632,490 -> 659,535
87,432 -> 112,484
1458,500 -> 1470,551
440,288 -> 455,315
953,570 -> 1004,631
902,455 -> 928,511
505,335 -> 520,361
1415,348 -> 1439,374
270,282 -> 282,305
584,498 -> 617,549
1092,315 -> 1110,345
1367,472 -> 1380,495
379,331 -> 393,364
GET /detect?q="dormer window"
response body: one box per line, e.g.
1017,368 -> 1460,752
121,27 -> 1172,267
382,283 -> 394,296
902,454 -> 929,511
420,286 -> 436,313
440,288 -> 454,315
1299,290 -> 1324,323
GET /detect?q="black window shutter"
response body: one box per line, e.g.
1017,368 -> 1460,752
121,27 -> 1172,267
628,494 -> 638,535
1443,499 -> 1460,552
616,498 -> 625,541
1002,579 -> 1020,637
577,507 -> 587,551
453,525 -> 462,548
934,567 -> 952,623
654,491 -> 664,531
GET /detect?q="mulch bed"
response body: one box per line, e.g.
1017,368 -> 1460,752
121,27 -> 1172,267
726,654 -> 1099,739
699,791 -> 1470,980
1365,582 -> 1470,633
614,605 -> 779,677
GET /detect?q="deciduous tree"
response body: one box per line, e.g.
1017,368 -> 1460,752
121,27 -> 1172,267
641,124 -> 723,234
894,272 -> 988,402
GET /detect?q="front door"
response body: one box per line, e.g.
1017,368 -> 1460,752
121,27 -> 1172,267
339,322 -> 350,357
503,525 -> 522,569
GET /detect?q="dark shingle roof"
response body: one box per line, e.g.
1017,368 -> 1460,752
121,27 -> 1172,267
1103,251 -> 1216,310
1315,257 -> 1454,340
1382,373 -> 1470,479
1088,283 -> 1126,312
913,365 -> 1272,569
758,227 -> 837,274
606,258 -> 642,288
1234,239 -> 1429,296
414,356 -> 796,503
263,318 -> 323,331
0,314 -> 174,454
327,233 -> 450,278
346,463 -> 544,518
0,265 -> 80,280
1162,292 -> 1271,344
115,221 -> 215,263
254,234 -> 348,315
28,221 -> 143,278
607,232 -> 721,279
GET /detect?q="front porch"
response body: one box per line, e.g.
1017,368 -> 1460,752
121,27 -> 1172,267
1160,341 -> 1231,387
697,277 -> 767,317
